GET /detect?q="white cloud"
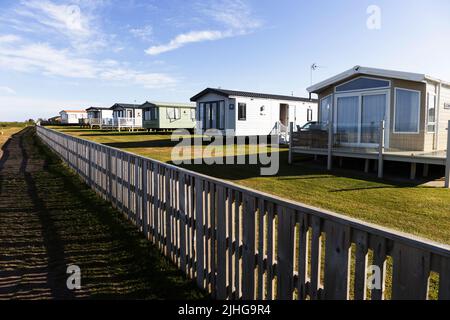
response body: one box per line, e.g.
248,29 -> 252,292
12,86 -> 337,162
0,86 -> 16,95
130,25 -> 154,41
3,0 -> 110,53
146,30 -> 231,55
201,0 -> 262,31
146,0 -> 261,55
0,34 -> 21,43
0,39 -> 177,89
21,0 -> 90,36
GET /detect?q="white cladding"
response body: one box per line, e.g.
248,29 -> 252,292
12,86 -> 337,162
194,93 -> 317,136
59,111 -> 87,124
112,108 -> 143,127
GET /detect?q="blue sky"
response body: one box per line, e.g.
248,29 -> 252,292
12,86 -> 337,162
0,0 -> 449,121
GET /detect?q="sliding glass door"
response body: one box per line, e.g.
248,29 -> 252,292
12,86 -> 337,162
335,91 -> 388,146
337,96 -> 359,144
361,94 -> 386,144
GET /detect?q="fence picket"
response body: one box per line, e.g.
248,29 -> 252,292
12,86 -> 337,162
276,207 -> 295,300
323,221 -> 351,300
353,230 -> 368,300
216,185 -> 227,299
391,243 -> 430,300
195,177 -> 205,289
242,194 -> 256,300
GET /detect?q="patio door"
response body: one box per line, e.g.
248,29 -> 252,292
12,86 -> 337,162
201,101 -> 225,130
335,91 -> 389,147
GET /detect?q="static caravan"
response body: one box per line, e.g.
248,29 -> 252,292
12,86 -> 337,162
109,103 -> 143,130
141,101 -> 196,131
59,110 -> 87,124
306,66 -> 450,152
86,107 -> 113,129
190,88 -> 317,141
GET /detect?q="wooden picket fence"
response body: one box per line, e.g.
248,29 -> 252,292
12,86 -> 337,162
36,126 -> 450,300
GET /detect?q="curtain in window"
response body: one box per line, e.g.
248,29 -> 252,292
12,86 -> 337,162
219,101 -> 225,129
210,103 -> 217,128
199,103 -> 205,129
395,89 -> 420,132
361,94 -> 386,143
337,96 -> 359,143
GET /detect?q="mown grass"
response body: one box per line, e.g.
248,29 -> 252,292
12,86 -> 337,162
49,127 -> 450,245
0,127 -> 207,299
0,123 -> 30,150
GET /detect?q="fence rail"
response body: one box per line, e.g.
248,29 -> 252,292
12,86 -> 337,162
36,125 -> 450,300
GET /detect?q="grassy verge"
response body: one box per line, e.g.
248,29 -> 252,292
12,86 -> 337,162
48,127 -> 450,244
0,127 -> 206,299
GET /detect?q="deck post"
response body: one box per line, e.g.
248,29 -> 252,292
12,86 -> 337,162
445,120 -> 450,188
410,163 -> 417,180
378,120 -> 385,179
288,122 -> 293,165
423,164 -> 429,178
327,121 -> 333,171
364,159 -> 370,173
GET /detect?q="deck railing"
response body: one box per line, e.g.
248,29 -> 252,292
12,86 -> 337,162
36,125 -> 450,300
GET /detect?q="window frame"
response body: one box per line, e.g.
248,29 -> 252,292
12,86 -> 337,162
200,100 -> 226,129
144,107 -> 158,121
334,76 -> 391,94
426,92 -> 436,133
393,87 -> 421,134
319,94 -> 333,123
167,107 -> 181,120
238,103 -> 247,121
333,89 -> 390,147
307,108 -> 313,122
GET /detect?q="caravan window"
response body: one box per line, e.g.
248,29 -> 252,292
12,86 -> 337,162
394,88 -> 420,133
336,77 -> 390,93
219,101 -> 225,129
307,108 -> 313,122
145,107 -> 158,120
238,103 -> 246,121
320,95 -> 332,124
427,93 -> 436,132
167,107 -> 181,120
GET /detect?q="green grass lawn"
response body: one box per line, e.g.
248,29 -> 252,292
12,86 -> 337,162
1,122 -> 31,150
49,127 -> 450,244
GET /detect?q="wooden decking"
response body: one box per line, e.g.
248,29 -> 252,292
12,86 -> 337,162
291,146 -> 447,165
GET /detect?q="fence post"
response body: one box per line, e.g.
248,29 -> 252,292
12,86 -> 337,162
327,121 -> 333,171
378,120 -> 385,179
288,122 -> 293,165
87,141 -> 92,187
142,159 -> 148,237
445,120 -> 450,188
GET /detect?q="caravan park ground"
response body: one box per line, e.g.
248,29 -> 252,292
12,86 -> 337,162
0,126 -> 205,299
51,126 -> 450,245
